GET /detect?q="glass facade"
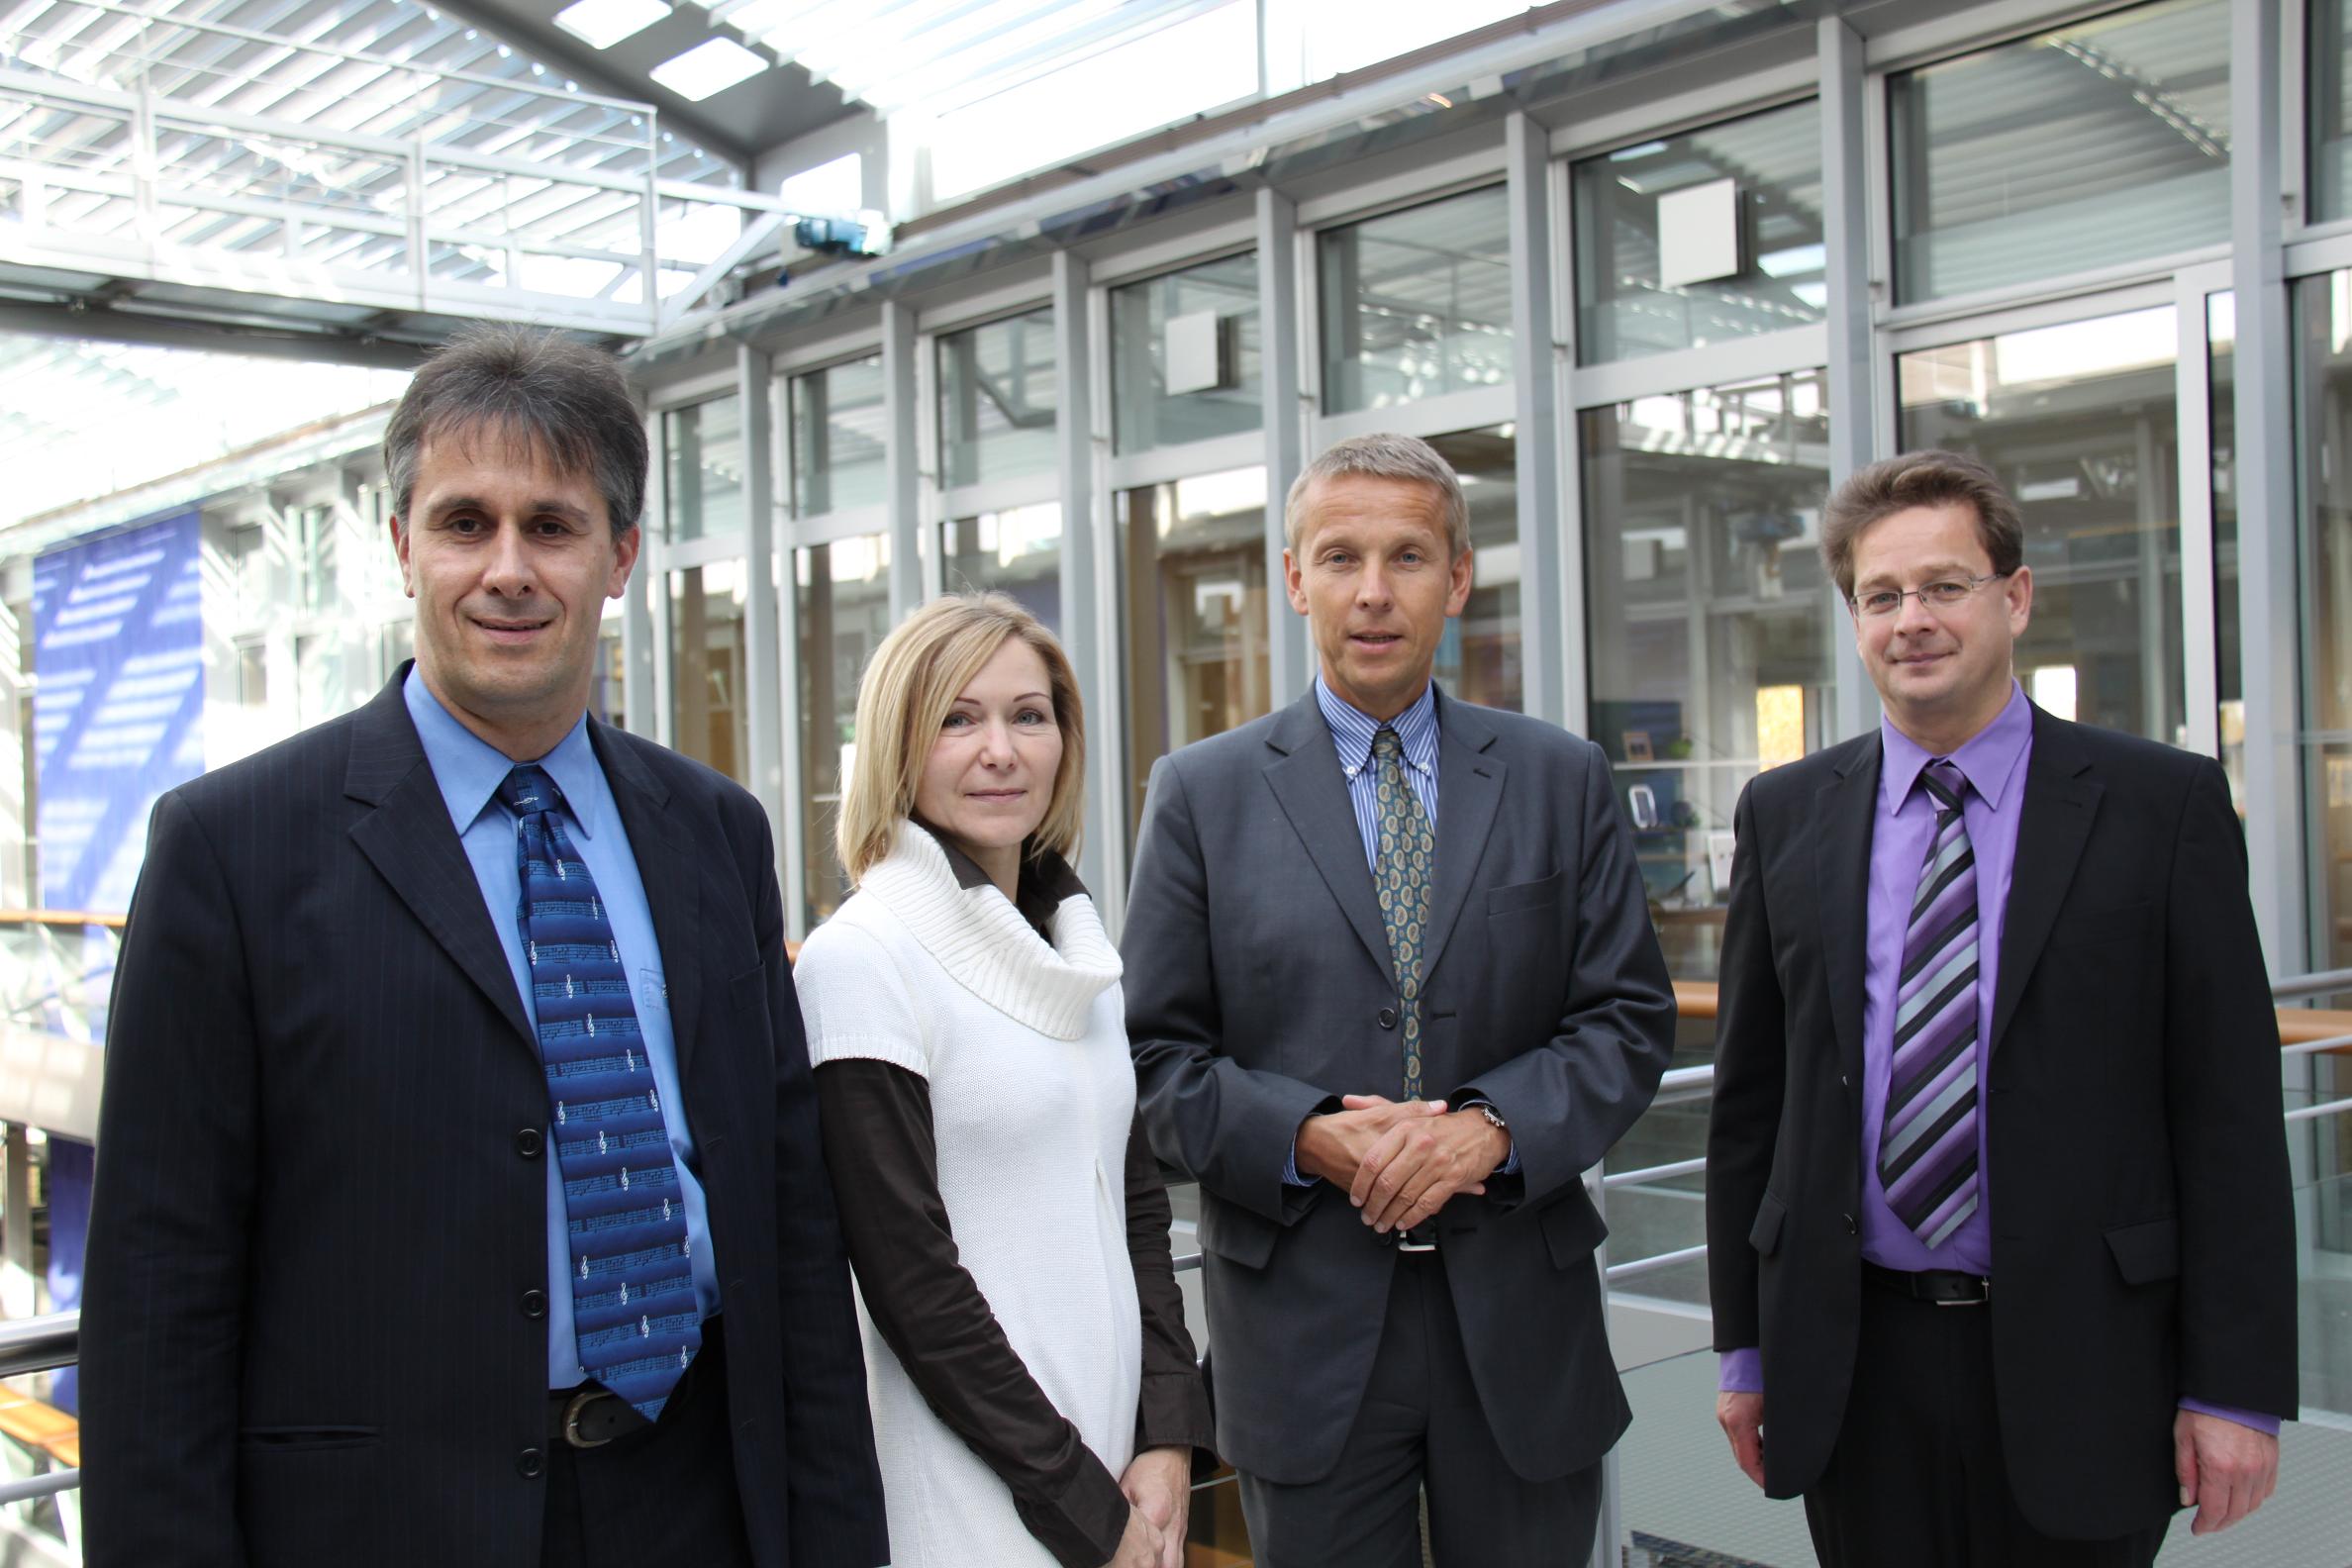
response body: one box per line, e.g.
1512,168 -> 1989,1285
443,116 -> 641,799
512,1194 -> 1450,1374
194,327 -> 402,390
668,560 -> 748,781
1898,307 -> 2185,746
1889,0 -> 2230,302
1582,370 -> 1832,982
941,505 -> 1063,631
665,394 -> 747,542
2299,270 -> 2352,973
797,534 -> 893,929
2313,0 -> 2352,223
1319,185 -> 1513,413
1572,99 -> 1824,363
1425,427 -> 1520,713
1110,252 -> 1262,452
1120,466 -> 1272,840
790,355 -> 887,517
939,310 -> 1057,489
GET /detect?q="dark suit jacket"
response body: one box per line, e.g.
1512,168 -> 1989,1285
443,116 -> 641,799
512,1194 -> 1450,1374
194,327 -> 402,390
79,669 -> 887,1568
1123,687 -> 1675,1485
1705,706 -> 2297,1539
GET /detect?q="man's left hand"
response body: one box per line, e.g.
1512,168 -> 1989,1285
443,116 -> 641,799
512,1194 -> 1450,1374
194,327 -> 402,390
1343,1095 -> 1508,1232
1118,1446 -> 1192,1568
2175,1409 -> 2280,1535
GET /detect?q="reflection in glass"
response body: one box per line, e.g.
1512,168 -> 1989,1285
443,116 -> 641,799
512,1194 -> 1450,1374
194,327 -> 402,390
942,505 -> 1062,633
1889,0 -> 2229,302
669,560 -> 747,781
664,395 -> 746,542
2210,291 -> 2241,803
2313,0 -> 2352,222
1121,466 -> 1271,840
798,535 -> 893,929
1424,427 -> 1520,714
592,623 -> 625,732
1898,308 -> 2184,746
1319,186 -> 1513,414
791,355 -> 886,517
1111,253 -> 1261,453
939,310 -> 1057,489
294,632 -> 346,727
1582,369 -> 1833,982
296,504 -> 338,614
1572,99 -> 1824,364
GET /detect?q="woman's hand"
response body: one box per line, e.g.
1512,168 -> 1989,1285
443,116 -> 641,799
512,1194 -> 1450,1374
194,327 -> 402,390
1118,1446 -> 1192,1568
1102,1503 -> 1164,1568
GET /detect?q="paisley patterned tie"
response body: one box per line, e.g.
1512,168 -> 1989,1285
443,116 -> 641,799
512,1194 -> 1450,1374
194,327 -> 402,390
1372,727 -> 1435,1101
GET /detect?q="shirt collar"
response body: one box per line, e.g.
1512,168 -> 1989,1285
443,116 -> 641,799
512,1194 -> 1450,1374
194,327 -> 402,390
1314,673 -> 1440,782
402,666 -> 604,839
1879,680 -> 2031,814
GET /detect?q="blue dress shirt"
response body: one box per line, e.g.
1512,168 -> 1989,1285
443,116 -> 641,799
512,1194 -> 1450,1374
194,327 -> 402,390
1284,676 -> 1519,1184
404,671 -> 722,1389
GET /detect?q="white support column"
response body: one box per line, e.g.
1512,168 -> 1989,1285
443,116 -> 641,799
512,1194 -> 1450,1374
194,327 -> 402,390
1258,187 -> 1311,700
2230,0 -> 2307,974
1052,249 -> 1112,901
1820,16 -> 1877,744
883,301 -> 926,619
1556,155 -> 1592,740
1507,111 -> 1567,729
737,344 -> 784,862
634,409 -> 666,746
1,1124 -> 32,1320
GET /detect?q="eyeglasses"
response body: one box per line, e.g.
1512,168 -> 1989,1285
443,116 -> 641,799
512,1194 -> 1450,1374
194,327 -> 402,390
1849,572 -> 2009,619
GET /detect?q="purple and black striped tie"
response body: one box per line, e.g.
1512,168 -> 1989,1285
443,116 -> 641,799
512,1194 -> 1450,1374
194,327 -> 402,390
502,764 -> 701,1420
1878,759 -> 1982,1250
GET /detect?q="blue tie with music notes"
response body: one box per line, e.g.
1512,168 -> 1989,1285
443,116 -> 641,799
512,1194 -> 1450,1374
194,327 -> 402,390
501,764 -> 700,1420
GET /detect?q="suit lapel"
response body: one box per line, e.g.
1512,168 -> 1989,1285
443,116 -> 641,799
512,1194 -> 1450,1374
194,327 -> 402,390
1263,691 -> 1393,980
1419,696 -> 1503,988
344,673 -> 535,1055
1814,734 -> 1881,1088
594,723 -> 701,1081
1989,711 -> 2101,1054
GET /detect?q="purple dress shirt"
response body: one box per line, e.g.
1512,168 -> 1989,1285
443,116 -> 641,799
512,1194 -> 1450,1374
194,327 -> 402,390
1717,684 -> 2272,1435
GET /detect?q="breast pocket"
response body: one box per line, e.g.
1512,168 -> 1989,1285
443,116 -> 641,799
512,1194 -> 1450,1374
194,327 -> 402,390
1487,869 -> 1565,918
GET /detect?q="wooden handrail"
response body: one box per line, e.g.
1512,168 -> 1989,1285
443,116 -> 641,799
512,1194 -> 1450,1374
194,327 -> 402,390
0,909 -> 126,931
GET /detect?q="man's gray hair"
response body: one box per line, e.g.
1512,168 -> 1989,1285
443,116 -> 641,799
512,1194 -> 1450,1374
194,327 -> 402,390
1283,433 -> 1470,558
384,324 -> 647,539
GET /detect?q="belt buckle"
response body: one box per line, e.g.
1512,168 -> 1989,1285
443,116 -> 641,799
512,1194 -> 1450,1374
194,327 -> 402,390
562,1388 -> 619,1449
1394,1225 -> 1438,1253
1933,1276 -> 1991,1307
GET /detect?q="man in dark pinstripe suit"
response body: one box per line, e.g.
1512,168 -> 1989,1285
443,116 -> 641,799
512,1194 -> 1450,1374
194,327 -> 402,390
79,327 -> 887,1568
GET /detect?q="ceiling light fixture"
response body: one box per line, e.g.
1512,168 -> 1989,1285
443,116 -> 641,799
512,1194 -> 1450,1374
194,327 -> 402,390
649,36 -> 768,100
551,0 -> 673,51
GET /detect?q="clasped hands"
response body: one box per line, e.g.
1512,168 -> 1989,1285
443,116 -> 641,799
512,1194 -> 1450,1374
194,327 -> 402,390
1106,1445 -> 1190,1568
1295,1094 -> 1511,1233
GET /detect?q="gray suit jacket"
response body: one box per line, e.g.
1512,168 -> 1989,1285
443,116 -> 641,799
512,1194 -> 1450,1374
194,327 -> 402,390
1123,686 -> 1675,1485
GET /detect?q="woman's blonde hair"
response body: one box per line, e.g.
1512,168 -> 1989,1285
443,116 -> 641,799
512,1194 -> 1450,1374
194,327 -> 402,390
836,591 -> 1086,884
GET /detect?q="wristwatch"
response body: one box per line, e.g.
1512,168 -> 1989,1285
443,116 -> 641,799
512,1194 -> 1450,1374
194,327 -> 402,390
1472,1103 -> 1509,1134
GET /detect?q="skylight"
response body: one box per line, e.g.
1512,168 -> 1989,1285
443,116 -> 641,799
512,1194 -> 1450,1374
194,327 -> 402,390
649,37 -> 770,101
553,0 -> 675,51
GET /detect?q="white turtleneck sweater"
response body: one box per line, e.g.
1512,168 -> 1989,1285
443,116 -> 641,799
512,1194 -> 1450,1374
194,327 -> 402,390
794,823 -> 1138,1568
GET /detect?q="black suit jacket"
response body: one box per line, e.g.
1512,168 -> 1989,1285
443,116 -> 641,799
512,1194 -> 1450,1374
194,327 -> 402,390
1124,688 -> 1675,1485
1705,706 -> 2296,1538
79,670 -> 887,1568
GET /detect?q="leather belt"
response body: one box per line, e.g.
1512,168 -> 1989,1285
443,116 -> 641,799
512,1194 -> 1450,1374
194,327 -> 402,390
1863,1260 -> 1990,1306
548,1386 -> 646,1449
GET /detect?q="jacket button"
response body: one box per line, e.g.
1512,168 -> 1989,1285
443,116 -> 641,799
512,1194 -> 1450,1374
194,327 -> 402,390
517,1447 -> 544,1479
1842,1214 -> 1857,1234
516,1128 -> 543,1159
521,1289 -> 547,1320
1839,1074 -> 1852,1089
1378,1008 -> 1398,1029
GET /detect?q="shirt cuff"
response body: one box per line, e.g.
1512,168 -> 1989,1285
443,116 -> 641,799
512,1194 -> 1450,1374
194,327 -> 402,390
1718,1348 -> 1763,1394
1281,1144 -> 1317,1188
1454,1098 -> 1519,1175
2179,1398 -> 2281,1436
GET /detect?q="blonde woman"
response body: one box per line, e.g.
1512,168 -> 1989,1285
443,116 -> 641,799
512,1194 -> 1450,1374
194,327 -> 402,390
794,592 -> 1210,1568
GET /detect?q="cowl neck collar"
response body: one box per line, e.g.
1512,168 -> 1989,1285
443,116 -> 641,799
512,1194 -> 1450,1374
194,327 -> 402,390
856,821 -> 1121,1039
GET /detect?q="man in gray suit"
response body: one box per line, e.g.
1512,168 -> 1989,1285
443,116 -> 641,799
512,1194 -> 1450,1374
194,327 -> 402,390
1124,434 -> 1675,1566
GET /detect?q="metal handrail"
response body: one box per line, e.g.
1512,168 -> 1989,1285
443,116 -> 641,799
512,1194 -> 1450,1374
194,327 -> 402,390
0,1310 -> 76,1378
